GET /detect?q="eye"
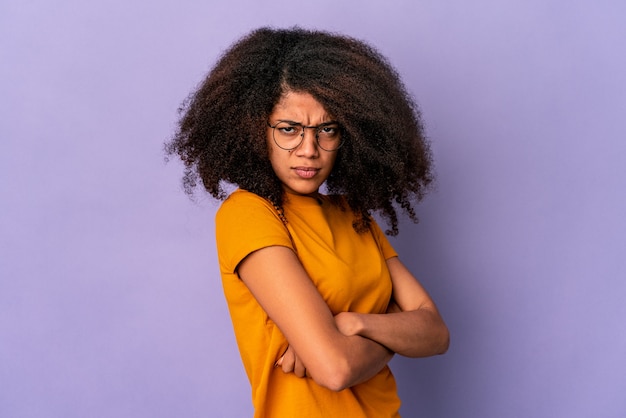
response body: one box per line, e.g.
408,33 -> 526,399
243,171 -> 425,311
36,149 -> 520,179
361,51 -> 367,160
318,125 -> 340,137
279,126 -> 297,134
275,122 -> 302,137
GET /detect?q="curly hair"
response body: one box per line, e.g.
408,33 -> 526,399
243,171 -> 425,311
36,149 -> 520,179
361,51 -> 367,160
166,27 -> 433,235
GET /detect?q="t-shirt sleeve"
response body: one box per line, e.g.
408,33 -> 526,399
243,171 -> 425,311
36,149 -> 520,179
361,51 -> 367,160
370,219 -> 398,260
215,190 -> 294,274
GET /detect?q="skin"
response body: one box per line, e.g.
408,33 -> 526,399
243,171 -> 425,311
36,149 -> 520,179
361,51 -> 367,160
238,91 -> 449,391
265,91 -> 339,197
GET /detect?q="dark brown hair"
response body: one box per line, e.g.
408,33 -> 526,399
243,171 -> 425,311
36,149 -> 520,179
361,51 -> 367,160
166,27 -> 433,235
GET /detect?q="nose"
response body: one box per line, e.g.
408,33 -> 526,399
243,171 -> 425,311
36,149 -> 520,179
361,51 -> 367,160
294,128 -> 319,158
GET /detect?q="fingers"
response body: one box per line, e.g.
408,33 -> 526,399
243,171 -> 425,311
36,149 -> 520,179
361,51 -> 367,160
275,346 -> 307,378
281,347 -> 295,373
274,345 -> 290,369
293,356 -> 306,378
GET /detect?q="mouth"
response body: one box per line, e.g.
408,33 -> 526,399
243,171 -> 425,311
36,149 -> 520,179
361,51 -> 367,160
293,167 -> 320,179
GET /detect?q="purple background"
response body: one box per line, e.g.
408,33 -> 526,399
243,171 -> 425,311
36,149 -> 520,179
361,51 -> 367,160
2,1 -> 625,417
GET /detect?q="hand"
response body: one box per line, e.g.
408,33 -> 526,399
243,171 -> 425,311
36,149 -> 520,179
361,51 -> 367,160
334,311 -> 362,336
275,345 -> 308,378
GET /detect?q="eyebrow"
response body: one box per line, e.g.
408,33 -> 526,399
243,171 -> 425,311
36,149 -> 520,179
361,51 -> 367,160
275,119 -> 340,126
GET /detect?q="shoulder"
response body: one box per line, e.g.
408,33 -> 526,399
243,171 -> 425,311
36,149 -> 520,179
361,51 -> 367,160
368,217 -> 398,260
216,189 -> 276,220
216,189 -> 293,272
216,189 -> 285,238
220,188 -> 273,208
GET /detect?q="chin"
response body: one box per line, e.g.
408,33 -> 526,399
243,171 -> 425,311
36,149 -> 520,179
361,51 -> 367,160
285,183 -> 321,196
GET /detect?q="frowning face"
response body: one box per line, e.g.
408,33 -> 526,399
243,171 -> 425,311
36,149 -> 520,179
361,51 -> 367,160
266,92 -> 340,196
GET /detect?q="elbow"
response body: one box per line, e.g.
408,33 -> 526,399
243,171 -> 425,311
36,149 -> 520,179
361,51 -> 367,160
310,354 -> 353,392
320,375 -> 350,393
423,310 -> 450,356
405,316 -> 450,358
408,319 -> 449,357
435,323 -> 450,355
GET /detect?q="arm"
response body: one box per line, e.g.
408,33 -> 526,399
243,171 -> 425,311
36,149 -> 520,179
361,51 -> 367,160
237,245 -> 393,391
335,256 -> 449,358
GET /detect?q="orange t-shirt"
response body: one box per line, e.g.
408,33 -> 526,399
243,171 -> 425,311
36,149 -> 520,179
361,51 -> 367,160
216,189 -> 401,417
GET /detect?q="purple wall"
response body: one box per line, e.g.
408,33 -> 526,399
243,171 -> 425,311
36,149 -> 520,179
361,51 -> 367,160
1,1 -> 625,417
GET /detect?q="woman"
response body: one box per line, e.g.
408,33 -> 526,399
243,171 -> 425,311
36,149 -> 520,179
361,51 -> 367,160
167,27 -> 449,417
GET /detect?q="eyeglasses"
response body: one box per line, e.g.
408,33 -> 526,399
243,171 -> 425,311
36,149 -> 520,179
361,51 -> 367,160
267,120 -> 344,151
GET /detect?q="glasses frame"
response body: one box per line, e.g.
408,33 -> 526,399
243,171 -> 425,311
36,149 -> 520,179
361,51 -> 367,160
267,120 -> 344,151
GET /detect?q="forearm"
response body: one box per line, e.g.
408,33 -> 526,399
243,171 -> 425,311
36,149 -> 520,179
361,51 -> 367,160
339,309 -> 449,358
335,333 -> 393,389
277,321 -> 393,390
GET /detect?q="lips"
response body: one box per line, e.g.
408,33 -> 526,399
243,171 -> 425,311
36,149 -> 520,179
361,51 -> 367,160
293,167 -> 320,179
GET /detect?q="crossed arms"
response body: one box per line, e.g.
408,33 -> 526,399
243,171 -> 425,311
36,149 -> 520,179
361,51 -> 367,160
237,246 -> 449,392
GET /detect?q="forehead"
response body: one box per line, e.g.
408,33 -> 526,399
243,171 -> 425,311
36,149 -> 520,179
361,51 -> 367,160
270,91 -> 332,123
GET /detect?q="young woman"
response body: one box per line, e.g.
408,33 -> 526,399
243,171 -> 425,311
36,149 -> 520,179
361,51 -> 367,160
167,27 -> 449,418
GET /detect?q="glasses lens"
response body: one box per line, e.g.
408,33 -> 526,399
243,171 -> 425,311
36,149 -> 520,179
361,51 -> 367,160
316,125 -> 343,151
273,121 -> 303,150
